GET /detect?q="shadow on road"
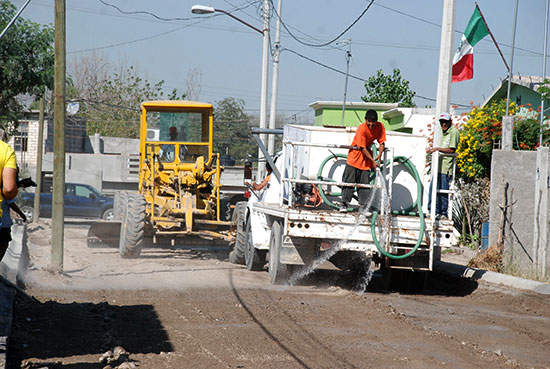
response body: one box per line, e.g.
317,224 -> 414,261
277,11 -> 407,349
8,295 -> 173,368
288,268 -> 479,297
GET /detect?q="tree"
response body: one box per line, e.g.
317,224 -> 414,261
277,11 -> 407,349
0,1 -> 54,134
67,54 -> 185,138
213,97 -> 256,162
361,68 -> 416,107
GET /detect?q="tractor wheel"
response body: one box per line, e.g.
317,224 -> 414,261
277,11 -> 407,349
228,201 -> 247,264
244,219 -> 267,271
114,191 -> 129,220
268,220 -> 291,284
119,193 -> 146,258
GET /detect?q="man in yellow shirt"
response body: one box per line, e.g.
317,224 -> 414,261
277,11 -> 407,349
0,140 -> 18,261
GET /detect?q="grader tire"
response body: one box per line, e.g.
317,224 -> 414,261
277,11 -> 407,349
228,201 -> 247,264
119,193 -> 146,259
114,191 -> 130,220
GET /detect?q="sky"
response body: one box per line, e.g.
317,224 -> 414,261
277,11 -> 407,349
9,0 -> 549,123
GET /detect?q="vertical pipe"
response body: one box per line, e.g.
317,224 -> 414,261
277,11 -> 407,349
340,39 -> 352,126
51,0 -> 66,273
505,0 -> 519,116
33,96 -> 45,223
268,0 -> 282,156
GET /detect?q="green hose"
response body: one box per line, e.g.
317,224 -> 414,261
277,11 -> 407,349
316,152 -> 425,259
316,153 -> 347,210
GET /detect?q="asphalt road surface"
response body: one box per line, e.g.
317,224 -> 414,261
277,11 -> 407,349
6,221 -> 550,369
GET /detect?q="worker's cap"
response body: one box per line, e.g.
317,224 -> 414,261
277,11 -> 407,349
438,112 -> 452,122
169,126 -> 178,133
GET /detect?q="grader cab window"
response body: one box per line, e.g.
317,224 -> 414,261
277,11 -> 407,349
146,111 -> 207,143
145,109 -> 210,164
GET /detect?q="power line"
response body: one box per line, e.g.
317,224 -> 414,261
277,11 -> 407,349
283,47 -> 470,107
67,23 -> 197,54
97,0 -> 194,22
270,0 -> 375,48
373,2 -> 542,57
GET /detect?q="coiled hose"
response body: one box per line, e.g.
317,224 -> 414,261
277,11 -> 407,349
316,153 -> 425,259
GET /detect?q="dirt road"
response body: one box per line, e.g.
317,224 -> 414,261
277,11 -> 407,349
7,221 -> 550,369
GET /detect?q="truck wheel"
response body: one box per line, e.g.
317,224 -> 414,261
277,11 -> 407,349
102,208 -> 114,220
119,193 -> 146,258
269,220 -> 291,284
244,219 -> 266,271
228,201 -> 246,264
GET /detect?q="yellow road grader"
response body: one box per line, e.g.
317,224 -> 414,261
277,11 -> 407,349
107,100 -> 233,258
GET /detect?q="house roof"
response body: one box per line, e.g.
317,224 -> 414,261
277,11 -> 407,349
483,75 -> 545,106
309,101 -> 398,111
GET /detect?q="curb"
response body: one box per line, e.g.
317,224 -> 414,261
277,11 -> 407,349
434,260 -> 550,295
0,224 -> 26,369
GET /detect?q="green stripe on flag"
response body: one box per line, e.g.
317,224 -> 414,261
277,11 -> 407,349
464,7 -> 489,47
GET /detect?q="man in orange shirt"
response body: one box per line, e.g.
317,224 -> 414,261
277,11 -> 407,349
340,109 -> 386,212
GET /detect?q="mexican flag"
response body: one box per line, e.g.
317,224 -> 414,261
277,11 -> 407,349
452,7 -> 490,83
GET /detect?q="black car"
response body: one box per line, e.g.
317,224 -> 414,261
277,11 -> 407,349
19,183 -> 114,222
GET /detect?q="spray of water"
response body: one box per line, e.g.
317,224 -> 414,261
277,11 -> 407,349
287,170 -> 391,291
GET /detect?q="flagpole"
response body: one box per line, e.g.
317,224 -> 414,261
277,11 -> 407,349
475,2 -> 510,72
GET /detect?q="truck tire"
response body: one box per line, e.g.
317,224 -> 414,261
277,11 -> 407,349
269,220 -> 291,284
228,201 -> 247,264
244,219 -> 267,271
119,193 -> 146,258
102,208 -> 114,221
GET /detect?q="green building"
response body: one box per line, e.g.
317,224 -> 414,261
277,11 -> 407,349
309,101 -> 438,135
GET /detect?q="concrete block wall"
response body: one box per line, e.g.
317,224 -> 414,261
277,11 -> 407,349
489,149 -> 550,279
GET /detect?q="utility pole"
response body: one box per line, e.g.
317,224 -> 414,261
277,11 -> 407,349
52,0 -> 66,273
32,96 -> 45,223
434,0 -> 456,146
257,0 -> 270,179
268,0 -> 282,156
340,39 -> 352,126
540,0 -> 549,146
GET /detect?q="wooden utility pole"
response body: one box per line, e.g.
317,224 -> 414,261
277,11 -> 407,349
51,0 -> 66,273
32,96 -> 45,223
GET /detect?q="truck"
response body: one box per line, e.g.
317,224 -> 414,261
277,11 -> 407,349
229,125 -> 457,291
88,100 -> 243,256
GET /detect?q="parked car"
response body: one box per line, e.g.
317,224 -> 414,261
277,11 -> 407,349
19,183 -> 114,222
